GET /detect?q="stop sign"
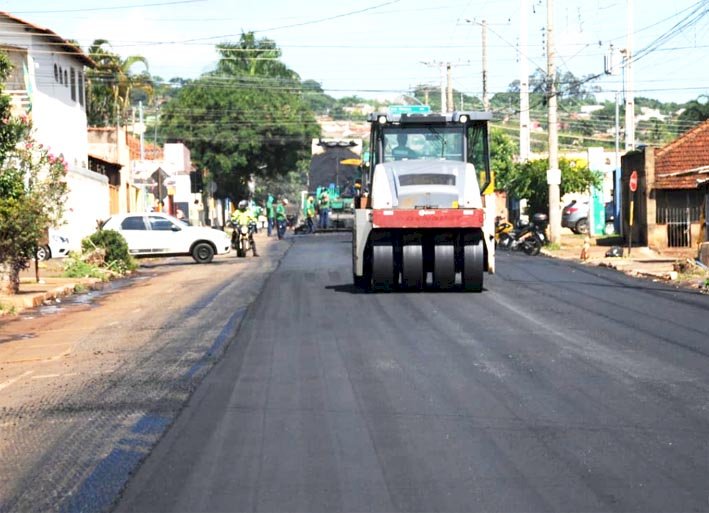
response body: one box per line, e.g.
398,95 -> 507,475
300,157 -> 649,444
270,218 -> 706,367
629,170 -> 638,192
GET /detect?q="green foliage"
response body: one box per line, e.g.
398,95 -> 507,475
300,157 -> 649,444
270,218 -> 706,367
86,39 -> 153,126
81,229 -> 136,272
161,32 -> 320,202
489,128 -> 516,183
496,157 -> 602,215
1,51 -> 68,294
62,254 -> 110,280
678,95 -> 709,124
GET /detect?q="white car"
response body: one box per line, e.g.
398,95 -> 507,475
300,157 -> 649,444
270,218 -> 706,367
36,229 -> 70,261
102,212 -> 232,263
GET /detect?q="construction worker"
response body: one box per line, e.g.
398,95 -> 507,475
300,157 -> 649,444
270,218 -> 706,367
318,190 -> 330,230
305,195 -> 316,233
276,197 -> 288,240
266,194 -> 275,237
231,200 -> 259,256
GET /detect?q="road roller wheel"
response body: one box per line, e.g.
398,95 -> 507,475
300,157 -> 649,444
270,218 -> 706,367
462,240 -> 484,292
371,244 -> 396,291
401,244 -> 424,290
433,244 -> 455,289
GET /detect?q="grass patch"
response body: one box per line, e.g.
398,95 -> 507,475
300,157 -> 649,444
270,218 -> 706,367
62,255 -> 110,281
545,242 -> 561,251
73,283 -> 88,293
0,302 -> 17,315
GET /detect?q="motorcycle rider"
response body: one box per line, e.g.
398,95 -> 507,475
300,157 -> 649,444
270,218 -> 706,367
231,200 -> 259,257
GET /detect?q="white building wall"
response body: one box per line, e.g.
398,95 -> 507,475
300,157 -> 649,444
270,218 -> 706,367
63,168 -> 110,250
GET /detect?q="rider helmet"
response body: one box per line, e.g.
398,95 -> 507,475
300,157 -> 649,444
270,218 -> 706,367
238,200 -> 248,210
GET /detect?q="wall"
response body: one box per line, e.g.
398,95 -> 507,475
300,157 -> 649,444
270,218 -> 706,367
621,148 -> 653,246
63,168 -> 109,250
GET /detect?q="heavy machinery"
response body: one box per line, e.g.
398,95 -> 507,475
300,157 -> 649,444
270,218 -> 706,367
352,109 -> 495,291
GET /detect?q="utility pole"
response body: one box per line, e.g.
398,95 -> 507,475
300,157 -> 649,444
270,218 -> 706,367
446,62 -> 453,112
440,63 -> 447,113
519,0 -> 531,160
547,0 -> 561,244
482,19 -> 489,111
624,0 -> 635,151
138,101 -> 145,161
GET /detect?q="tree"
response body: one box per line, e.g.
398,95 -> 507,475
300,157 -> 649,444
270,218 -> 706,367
0,53 -> 68,294
489,128 -> 516,186
160,33 -> 319,202
86,40 -> 153,126
495,157 -> 601,216
678,95 -> 709,124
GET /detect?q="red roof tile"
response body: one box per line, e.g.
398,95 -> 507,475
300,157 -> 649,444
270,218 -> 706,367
654,119 -> 709,189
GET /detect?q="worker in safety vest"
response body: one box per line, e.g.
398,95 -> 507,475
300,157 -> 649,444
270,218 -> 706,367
231,200 -> 259,256
266,194 -> 275,237
304,195 -> 316,233
318,190 -> 330,230
275,197 -> 288,240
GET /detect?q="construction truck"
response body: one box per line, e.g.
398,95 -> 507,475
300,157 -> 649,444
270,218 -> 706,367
352,108 -> 495,291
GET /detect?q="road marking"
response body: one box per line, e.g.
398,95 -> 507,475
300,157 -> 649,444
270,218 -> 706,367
0,370 -> 34,391
31,373 -> 62,380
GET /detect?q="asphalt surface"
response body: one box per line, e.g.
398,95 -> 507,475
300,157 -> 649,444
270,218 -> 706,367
0,235 -> 288,513
115,233 -> 709,513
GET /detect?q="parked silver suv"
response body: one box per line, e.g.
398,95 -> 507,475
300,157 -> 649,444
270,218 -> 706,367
561,200 -> 589,234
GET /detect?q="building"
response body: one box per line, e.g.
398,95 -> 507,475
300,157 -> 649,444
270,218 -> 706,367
1,12 -> 104,249
621,119 -> 709,250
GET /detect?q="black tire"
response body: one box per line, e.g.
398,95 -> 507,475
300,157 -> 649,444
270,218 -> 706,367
371,244 -> 396,291
462,240 -> 484,292
236,239 -> 246,258
192,242 -> 215,263
522,235 -> 542,256
36,245 -> 51,261
433,244 -> 455,289
575,217 -> 589,234
401,244 -> 424,290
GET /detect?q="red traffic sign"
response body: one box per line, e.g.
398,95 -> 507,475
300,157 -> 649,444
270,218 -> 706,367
629,170 -> 638,192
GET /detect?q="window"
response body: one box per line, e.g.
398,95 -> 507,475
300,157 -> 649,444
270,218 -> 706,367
121,216 -> 147,230
399,174 -> 456,186
58,66 -> 63,84
54,64 -> 59,82
70,68 -> 76,101
78,72 -> 84,106
64,69 -> 68,87
148,216 -> 177,231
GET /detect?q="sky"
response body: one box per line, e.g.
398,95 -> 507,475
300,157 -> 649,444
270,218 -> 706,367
4,0 -> 709,106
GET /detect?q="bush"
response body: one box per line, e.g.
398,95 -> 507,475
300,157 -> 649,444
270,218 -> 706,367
81,229 -> 136,272
63,253 -> 110,280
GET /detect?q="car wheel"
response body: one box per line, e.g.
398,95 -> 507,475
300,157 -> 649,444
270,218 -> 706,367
192,242 -> 215,263
36,245 -> 51,261
575,218 -> 589,234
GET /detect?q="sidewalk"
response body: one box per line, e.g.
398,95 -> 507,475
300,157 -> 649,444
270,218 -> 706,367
542,230 -> 709,291
0,260 -> 105,316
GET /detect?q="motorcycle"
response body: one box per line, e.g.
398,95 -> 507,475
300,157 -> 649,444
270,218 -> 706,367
231,221 -> 257,258
495,213 -> 548,256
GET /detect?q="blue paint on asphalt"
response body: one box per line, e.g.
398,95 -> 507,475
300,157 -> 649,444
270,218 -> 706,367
184,306 -> 247,380
59,448 -> 143,513
57,306 -> 249,513
131,414 -> 170,435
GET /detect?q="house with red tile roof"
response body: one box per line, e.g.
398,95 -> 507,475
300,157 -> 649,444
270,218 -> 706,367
621,119 -> 709,249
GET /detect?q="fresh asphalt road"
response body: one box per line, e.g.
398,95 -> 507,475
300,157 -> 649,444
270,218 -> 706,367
116,233 -> 709,513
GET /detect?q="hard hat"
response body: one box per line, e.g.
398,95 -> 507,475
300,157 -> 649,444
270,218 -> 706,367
282,198 -> 289,204
238,200 -> 248,210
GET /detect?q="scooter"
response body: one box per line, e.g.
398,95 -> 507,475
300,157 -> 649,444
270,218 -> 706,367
231,221 -> 257,258
495,214 -> 548,256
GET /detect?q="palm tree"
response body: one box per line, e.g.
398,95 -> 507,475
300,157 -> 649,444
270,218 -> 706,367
86,39 -> 153,126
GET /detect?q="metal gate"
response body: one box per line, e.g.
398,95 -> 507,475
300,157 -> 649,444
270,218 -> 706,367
657,207 -> 697,247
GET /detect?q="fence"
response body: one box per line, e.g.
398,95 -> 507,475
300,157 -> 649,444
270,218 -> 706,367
656,206 -> 701,247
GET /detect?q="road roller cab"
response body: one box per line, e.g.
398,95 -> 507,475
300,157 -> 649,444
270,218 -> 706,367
352,108 -> 495,291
